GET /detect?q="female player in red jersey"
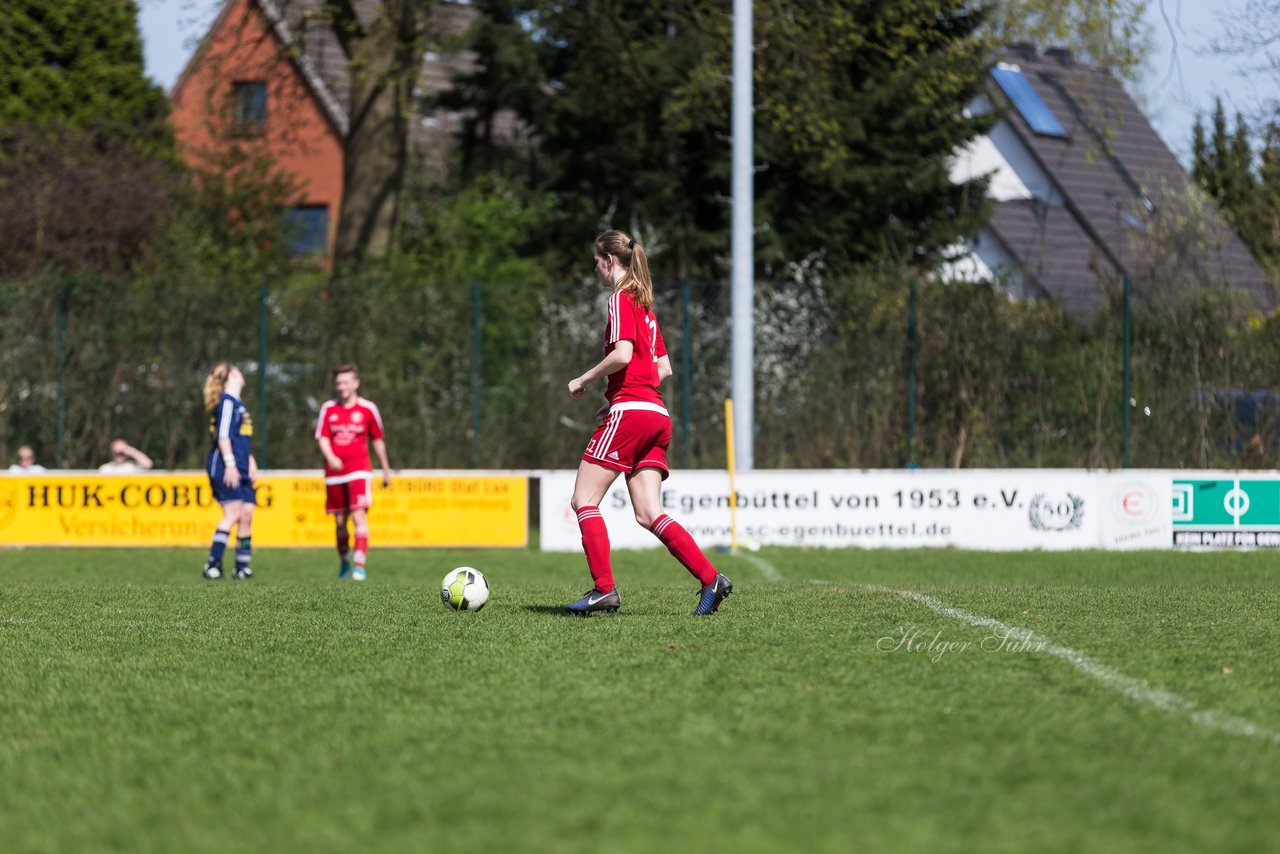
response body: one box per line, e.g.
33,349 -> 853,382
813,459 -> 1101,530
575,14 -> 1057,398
564,230 -> 732,616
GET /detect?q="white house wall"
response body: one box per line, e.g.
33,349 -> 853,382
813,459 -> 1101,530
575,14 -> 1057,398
938,228 -> 1032,298
950,118 -> 1064,205
948,94 -> 1068,297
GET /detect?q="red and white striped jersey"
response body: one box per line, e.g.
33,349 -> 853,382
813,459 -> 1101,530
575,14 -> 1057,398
314,397 -> 385,477
604,289 -> 667,407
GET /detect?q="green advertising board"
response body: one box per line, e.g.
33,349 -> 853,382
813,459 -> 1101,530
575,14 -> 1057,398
1173,478 -> 1280,547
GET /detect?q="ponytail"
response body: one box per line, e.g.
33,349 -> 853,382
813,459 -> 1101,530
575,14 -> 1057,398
594,230 -> 654,308
203,362 -> 230,411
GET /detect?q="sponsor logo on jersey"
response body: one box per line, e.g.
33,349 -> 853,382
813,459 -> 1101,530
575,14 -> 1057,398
352,411 -> 363,423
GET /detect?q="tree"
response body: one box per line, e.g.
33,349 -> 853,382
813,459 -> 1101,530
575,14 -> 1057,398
0,124 -> 183,280
1258,123 -> 1280,271
0,0 -> 170,151
738,0 -> 995,277
322,0 -> 432,263
1203,2 -> 1280,276
439,0 -> 544,182
988,0 -> 1152,83
452,0 -> 993,283
1191,99 -> 1280,274
1192,99 -> 1255,219
0,1 -> 181,279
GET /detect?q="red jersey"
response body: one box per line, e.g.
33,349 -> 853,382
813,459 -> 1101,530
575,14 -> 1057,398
604,289 -> 667,406
314,397 -> 385,480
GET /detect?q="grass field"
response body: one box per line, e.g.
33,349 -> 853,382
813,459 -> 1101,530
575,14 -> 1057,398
2,545 -> 1279,852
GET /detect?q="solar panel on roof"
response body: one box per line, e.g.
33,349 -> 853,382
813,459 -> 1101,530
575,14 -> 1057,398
991,63 -> 1069,139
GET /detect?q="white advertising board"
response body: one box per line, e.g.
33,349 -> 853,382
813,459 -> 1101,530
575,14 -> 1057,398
539,469 -> 1176,552
1098,475 -> 1172,550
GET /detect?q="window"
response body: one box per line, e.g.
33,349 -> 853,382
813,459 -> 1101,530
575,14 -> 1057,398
233,81 -> 267,128
285,205 -> 330,257
990,63 -> 1068,139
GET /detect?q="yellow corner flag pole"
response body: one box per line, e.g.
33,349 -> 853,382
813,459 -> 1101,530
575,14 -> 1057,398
724,397 -> 738,553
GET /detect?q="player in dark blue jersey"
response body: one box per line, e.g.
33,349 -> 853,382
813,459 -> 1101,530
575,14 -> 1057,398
201,363 -> 258,580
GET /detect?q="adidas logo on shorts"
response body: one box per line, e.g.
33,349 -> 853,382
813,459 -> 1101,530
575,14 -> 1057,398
608,451 -> 620,460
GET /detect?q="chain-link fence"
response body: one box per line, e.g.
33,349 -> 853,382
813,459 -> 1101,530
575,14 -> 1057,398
3,271 -> 1278,471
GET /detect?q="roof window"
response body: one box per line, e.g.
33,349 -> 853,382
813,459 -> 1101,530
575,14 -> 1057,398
991,63 -> 1068,139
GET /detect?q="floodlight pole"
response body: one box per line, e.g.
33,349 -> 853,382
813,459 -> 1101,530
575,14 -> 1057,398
731,0 -> 754,471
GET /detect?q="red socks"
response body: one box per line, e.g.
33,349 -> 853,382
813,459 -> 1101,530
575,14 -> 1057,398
576,506 -> 615,593
651,514 -> 718,585
576,508 -> 715,592
353,533 -> 368,570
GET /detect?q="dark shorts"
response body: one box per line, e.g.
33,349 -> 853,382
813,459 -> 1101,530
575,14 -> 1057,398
211,479 -> 256,505
582,403 -> 671,480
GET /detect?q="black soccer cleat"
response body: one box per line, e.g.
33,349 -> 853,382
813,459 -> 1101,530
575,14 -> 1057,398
233,567 -> 253,581
202,561 -> 223,580
693,573 -> 733,616
564,587 -> 621,616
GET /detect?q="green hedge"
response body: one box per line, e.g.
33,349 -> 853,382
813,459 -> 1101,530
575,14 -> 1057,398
3,269 -> 1277,471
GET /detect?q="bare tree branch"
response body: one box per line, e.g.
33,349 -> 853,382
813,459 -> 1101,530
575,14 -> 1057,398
324,0 -> 365,58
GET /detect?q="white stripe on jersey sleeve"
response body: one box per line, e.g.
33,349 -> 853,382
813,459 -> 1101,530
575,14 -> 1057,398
361,398 -> 385,434
218,398 -> 234,439
314,400 -> 334,440
607,291 -> 620,343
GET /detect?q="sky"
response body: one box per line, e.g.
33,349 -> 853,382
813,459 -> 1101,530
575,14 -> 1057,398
1139,0 -> 1271,163
137,0 -> 1266,167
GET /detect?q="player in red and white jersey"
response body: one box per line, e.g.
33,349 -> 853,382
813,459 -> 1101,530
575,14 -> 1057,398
314,363 -> 392,581
563,229 -> 732,617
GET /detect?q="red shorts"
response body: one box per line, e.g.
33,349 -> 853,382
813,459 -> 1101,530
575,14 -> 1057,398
582,403 -> 670,480
325,473 -> 374,514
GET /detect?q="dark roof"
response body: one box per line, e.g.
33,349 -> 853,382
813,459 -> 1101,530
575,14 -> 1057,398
269,0 -> 355,125
986,46 -> 1273,319
268,0 -> 482,151
988,201 -> 1107,319
175,0 -> 481,151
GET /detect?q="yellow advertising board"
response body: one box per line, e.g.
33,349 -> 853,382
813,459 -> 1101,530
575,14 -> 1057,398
0,472 -> 527,548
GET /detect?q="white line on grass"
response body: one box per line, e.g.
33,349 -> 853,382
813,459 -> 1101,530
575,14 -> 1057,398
864,584 -> 1280,746
731,550 -> 782,582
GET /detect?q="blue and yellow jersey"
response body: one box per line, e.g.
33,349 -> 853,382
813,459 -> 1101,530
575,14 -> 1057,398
206,392 -> 253,477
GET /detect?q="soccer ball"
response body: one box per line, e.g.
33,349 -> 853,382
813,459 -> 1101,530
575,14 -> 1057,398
441,567 -> 489,611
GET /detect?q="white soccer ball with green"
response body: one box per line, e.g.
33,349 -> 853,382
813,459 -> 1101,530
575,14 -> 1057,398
441,566 -> 489,611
